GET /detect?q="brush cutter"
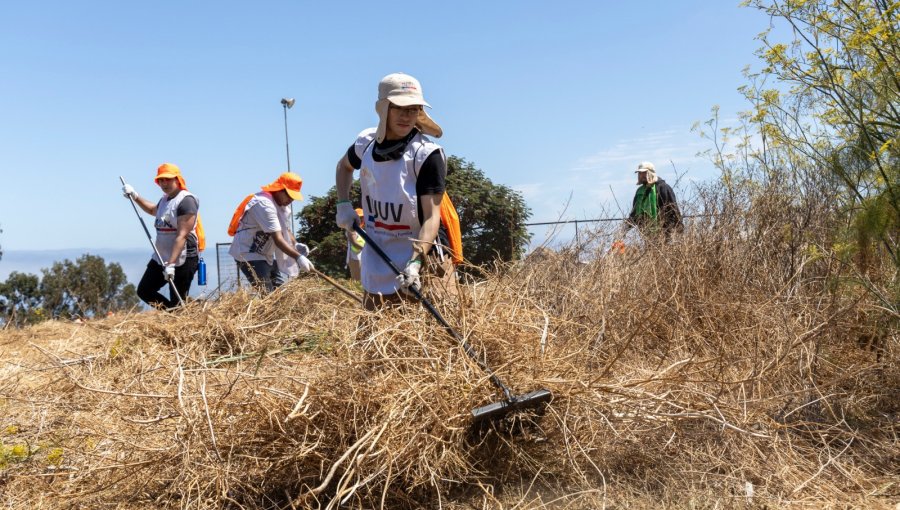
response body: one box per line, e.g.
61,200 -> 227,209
119,176 -> 185,307
352,223 -> 552,424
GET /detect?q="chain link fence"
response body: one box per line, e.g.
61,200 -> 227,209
526,216 -> 625,248
213,215 -> 712,289
526,213 -> 714,252
214,242 -> 251,292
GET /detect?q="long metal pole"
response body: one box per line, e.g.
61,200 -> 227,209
352,223 -> 514,400
282,102 -> 295,234
310,268 -> 362,304
283,104 -> 291,172
119,176 -> 185,307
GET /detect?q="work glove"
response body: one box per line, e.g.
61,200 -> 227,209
296,255 -> 313,273
336,201 -> 359,231
163,263 -> 176,281
122,184 -> 138,199
396,257 -> 422,293
295,242 -> 309,257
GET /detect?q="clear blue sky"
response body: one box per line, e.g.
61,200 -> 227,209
0,1 -> 772,258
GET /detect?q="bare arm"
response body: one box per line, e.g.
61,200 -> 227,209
415,193 -> 444,258
272,232 -> 301,259
167,213 -> 196,265
336,154 -> 355,201
132,195 -> 158,216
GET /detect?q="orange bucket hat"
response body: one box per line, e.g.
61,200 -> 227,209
261,172 -> 303,200
154,163 -> 187,190
153,162 -> 206,251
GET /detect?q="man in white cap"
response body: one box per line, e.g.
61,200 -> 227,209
626,161 -> 684,240
334,72 -> 446,310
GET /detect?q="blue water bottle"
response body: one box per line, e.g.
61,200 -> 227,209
197,257 -> 207,286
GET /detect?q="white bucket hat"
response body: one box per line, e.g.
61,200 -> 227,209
375,72 -> 443,143
635,161 -> 658,184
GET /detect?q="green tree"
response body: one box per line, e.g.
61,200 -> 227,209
445,156 -> 532,266
743,0 -> 899,270
40,254 -> 139,319
296,156 -> 531,277
0,272 -> 43,326
295,181 -> 362,277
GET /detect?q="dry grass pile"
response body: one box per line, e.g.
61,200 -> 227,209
0,227 -> 897,508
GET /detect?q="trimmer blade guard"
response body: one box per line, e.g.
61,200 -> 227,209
471,388 -> 552,423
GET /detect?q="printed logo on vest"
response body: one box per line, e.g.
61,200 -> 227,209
155,217 -> 176,231
365,195 -> 410,232
249,231 -> 271,254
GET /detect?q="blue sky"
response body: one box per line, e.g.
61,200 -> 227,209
0,1 -> 772,280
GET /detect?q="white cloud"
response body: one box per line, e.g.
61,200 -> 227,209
571,129 -> 709,175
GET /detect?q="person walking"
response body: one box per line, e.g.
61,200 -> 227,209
122,163 -> 204,309
626,161 -> 684,240
227,172 -> 313,293
334,72 -> 447,310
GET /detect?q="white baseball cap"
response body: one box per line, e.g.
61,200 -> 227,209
636,161 -> 655,172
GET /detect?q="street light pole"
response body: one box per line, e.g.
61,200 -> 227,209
281,98 -> 296,232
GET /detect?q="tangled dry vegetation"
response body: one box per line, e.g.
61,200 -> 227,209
0,222 -> 897,509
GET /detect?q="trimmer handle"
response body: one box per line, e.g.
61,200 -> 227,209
352,223 -> 407,279
352,222 -> 426,300
119,175 -> 185,308
351,223 -> 513,398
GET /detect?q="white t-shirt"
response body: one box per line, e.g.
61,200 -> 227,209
229,193 -> 283,264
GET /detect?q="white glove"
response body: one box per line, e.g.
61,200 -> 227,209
296,255 -> 314,273
396,258 -> 422,293
163,263 -> 176,280
122,184 -> 138,199
336,201 -> 359,231
295,242 -> 309,257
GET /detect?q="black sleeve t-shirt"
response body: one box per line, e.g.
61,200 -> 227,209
346,131 -> 450,252
176,195 -> 199,257
345,132 -> 447,220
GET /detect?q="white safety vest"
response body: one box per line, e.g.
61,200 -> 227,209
353,128 -> 442,294
154,190 -> 197,267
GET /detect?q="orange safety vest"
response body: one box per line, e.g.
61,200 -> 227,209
227,194 -> 256,237
196,215 -> 206,252
440,194 -> 463,264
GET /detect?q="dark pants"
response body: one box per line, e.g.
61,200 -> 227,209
137,257 -> 198,309
237,259 -> 286,293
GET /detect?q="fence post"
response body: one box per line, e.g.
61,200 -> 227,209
216,245 -> 222,293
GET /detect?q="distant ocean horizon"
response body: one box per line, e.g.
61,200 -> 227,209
0,248 -> 226,298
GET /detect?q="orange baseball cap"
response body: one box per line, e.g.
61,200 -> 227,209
261,172 -> 303,201
154,163 -> 187,190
